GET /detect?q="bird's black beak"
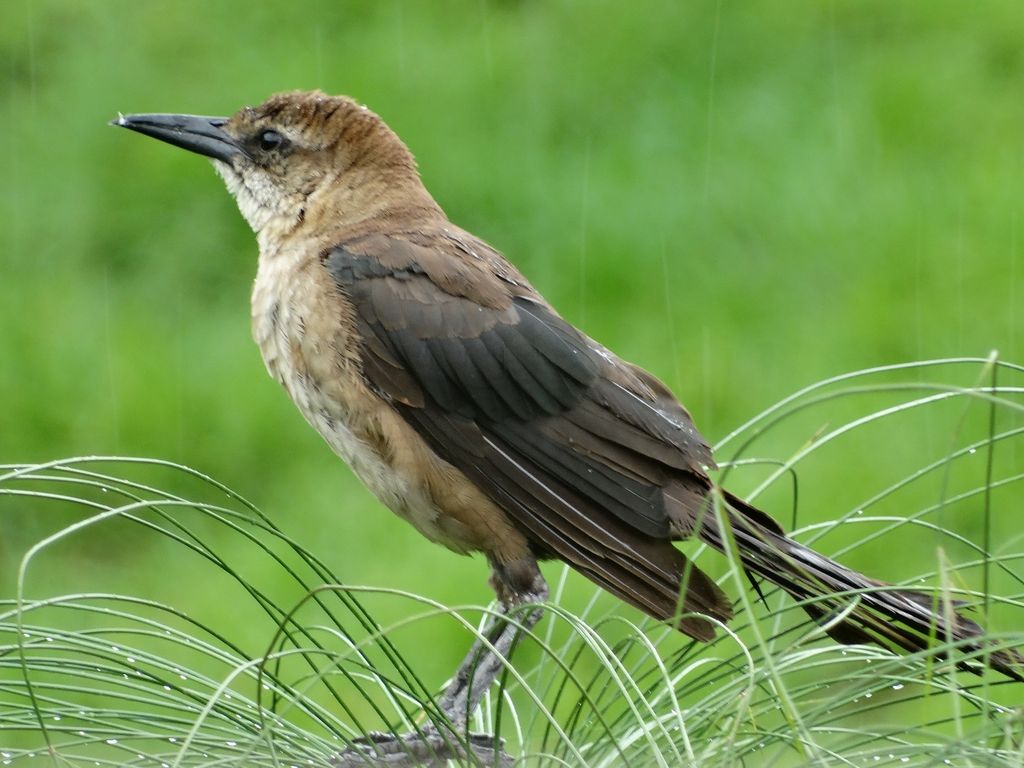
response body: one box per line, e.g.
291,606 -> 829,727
112,112 -> 246,163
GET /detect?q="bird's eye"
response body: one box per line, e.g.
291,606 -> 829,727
257,130 -> 285,151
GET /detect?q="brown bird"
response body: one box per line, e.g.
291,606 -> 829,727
115,90 -> 1020,763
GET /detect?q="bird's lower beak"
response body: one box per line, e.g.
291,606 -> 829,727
112,112 -> 246,163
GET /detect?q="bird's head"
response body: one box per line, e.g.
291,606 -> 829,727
115,90 -> 431,240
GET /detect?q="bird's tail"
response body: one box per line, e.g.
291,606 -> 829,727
697,490 -> 1023,681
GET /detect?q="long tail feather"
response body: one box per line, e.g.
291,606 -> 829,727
697,491 -> 1024,681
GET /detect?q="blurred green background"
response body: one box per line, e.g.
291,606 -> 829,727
2,0 -> 1023,723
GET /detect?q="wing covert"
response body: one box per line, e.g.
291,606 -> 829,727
322,231 -> 724,594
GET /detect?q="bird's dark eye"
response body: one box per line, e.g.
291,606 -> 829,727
257,130 -> 285,151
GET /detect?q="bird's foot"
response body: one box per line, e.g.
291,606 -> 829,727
332,565 -> 547,767
331,729 -> 513,767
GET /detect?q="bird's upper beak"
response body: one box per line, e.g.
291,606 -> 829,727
112,112 -> 246,163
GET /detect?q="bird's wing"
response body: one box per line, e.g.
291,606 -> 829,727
323,229 -> 733,636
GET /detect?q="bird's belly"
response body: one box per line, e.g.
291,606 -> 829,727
297,364 -> 478,554
302,395 -> 459,544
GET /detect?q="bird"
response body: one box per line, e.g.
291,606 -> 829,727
115,90 -> 1021,764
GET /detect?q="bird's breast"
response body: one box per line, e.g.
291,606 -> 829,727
249,248 -> 520,558
251,250 -> 405,493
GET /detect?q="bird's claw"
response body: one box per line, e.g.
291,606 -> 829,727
332,730 -> 513,767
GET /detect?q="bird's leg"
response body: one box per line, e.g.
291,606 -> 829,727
435,557 -> 549,730
331,558 -> 547,768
